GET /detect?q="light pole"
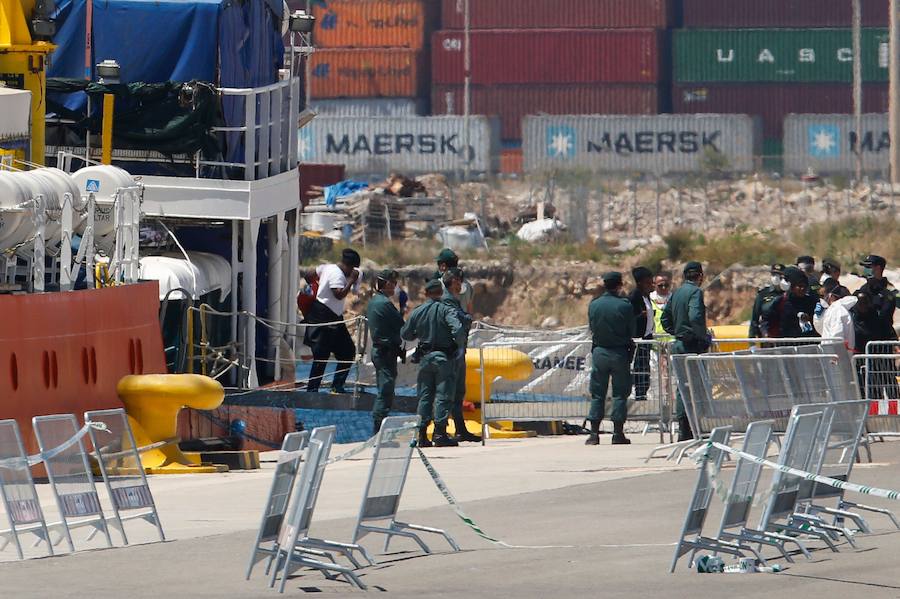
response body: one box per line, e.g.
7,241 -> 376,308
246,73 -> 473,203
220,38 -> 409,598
852,0 -> 863,181
891,0 -> 900,183
462,0 -> 471,181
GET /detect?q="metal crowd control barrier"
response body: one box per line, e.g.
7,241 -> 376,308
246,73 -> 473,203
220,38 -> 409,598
351,415 -> 459,555
246,431 -> 309,580
272,426 -> 371,593
786,404 -> 853,548
0,419 -> 54,559
721,411 -> 825,560
858,342 -> 900,437
714,421 -> 778,563
84,409 -> 165,545
684,354 -> 841,438
670,426 -> 747,572
32,414 -> 113,552
479,339 -> 671,443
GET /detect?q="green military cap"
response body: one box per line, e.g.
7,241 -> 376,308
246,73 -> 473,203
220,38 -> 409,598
376,268 -> 398,282
446,267 -> 464,279
683,261 -> 703,276
860,254 -> 887,268
425,279 -> 443,292
770,263 -> 786,274
436,248 -> 459,265
602,271 -> 623,286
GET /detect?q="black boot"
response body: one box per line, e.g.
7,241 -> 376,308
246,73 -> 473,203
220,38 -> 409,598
677,417 -> 694,442
432,423 -> 459,447
612,421 -> 631,445
373,417 -> 382,436
453,416 -> 482,443
585,420 -> 600,445
417,426 -> 433,448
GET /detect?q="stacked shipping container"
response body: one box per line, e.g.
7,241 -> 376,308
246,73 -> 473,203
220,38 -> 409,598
431,0 -> 671,144
308,0 -> 434,114
676,0 -> 889,156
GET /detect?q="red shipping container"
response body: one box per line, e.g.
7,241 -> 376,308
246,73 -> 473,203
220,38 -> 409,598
433,84 -> 662,141
432,29 -> 666,86
441,0 -> 671,30
299,163 -> 346,208
682,0 -> 888,28
672,83 -> 889,141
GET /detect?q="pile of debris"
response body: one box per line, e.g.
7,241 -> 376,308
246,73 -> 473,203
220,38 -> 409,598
303,173 -> 452,243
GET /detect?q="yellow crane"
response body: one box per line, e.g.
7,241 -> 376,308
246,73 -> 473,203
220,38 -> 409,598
0,0 -> 54,164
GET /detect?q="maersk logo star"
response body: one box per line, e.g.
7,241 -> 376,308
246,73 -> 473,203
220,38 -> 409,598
808,125 -> 840,158
546,126 -> 576,159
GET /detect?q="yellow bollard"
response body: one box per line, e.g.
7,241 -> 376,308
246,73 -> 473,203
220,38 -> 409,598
117,374 -> 226,474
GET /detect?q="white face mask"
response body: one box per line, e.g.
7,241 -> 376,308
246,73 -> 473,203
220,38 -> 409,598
779,279 -> 791,291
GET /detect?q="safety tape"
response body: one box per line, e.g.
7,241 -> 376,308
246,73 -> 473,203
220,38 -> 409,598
414,446 -> 574,550
324,424 -> 419,465
705,441 -> 900,502
0,421 -> 109,470
96,437 -> 180,460
693,446 -> 774,509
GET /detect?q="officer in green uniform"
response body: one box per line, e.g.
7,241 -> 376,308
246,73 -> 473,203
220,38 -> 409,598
366,269 -> 404,435
661,261 -> 709,442
401,279 -> 465,447
585,271 -> 635,446
434,248 -> 474,312
858,254 -> 900,399
749,264 -> 786,338
441,268 -> 481,442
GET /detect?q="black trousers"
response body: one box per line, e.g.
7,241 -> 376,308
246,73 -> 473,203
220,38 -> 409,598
304,301 -> 356,393
632,337 -> 652,401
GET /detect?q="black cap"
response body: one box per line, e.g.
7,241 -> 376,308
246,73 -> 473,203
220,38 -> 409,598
783,266 -> 807,286
425,279 -> 443,293
770,263 -> 786,274
341,248 -> 361,268
602,271 -> 623,287
822,259 -> 840,272
860,254 -> 887,268
632,266 -> 653,282
796,255 -> 815,265
445,267 -> 464,280
683,261 -> 703,276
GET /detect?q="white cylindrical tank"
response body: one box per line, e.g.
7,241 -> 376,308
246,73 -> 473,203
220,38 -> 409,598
71,165 -> 135,237
0,172 -> 36,252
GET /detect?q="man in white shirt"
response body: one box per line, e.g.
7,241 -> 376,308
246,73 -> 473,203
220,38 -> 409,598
821,283 -> 856,352
303,248 -> 362,393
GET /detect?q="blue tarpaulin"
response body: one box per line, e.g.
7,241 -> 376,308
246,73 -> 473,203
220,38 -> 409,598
49,0 -> 284,106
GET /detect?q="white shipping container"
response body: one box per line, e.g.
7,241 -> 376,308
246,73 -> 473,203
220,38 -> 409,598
298,116 -> 498,174
308,98 -> 427,118
523,114 -> 759,173
784,114 -> 890,174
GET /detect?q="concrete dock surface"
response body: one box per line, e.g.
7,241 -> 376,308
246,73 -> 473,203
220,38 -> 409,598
4,433 -> 900,597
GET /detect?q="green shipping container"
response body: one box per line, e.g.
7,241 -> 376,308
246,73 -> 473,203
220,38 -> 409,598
675,29 -> 889,83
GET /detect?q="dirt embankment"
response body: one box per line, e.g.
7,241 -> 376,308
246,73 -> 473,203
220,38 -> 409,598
348,261 -> 769,328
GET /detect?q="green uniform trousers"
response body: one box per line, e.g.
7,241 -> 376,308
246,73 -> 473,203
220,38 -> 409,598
670,340 -> 703,421
416,351 -> 453,426
588,347 -> 632,424
371,346 -> 399,425
448,353 -> 467,421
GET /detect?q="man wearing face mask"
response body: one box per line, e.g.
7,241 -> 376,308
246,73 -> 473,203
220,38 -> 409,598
857,255 -> 900,399
442,268 -> 481,443
778,267 -> 820,338
749,264 -> 786,338
797,255 -> 821,296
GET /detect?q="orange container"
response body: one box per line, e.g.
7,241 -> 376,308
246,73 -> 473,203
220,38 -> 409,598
310,48 -> 427,98
312,0 -> 433,49
500,149 -> 523,175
